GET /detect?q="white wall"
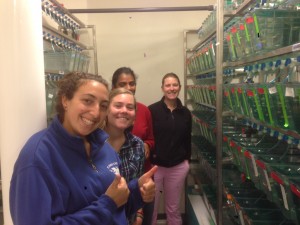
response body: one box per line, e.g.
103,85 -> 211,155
61,0 -> 215,105
0,1 -> 46,224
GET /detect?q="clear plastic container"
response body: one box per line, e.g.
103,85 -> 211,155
255,84 -> 274,125
244,9 -> 300,54
232,85 -> 244,114
236,84 -> 251,116
240,136 -> 288,187
44,52 -> 64,73
245,84 -> 265,122
270,165 -> 300,221
225,30 -> 238,61
80,53 -> 90,73
243,13 -> 263,53
223,87 -> 234,111
73,51 -> 81,72
198,86 -> 207,104
187,85 -> 195,101
238,21 -> 254,58
186,56 -> 196,74
227,138 -> 244,171
203,46 -> 213,69
256,152 -> 300,201
195,52 -> 202,72
283,83 -> 300,134
204,85 -> 212,105
233,196 -> 285,225
193,86 -> 200,104
223,37 -> 231,62
208,40 -> 216,67
230,25 -> 244,60
223,129 -> 261,176
241,208 -> 295,225
208,85 -> 216,106
289,179 -> 300,225
256,9 -> 292,50
191,52 -> 198,73
267,83 -> 295,131
202,48 -> 211,70
45,74 -> 61,125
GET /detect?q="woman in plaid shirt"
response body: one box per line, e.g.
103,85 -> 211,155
104,88 -> 145,224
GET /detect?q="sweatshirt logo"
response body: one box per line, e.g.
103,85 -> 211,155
107,162 -> 120,174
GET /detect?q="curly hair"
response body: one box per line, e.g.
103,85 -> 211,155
55,72 -> 109,121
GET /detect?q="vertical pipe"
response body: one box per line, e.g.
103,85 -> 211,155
0,0 -> 46,224
90,25 -> 99,75
183,31 -> 188,104
216,0 -> 224,224
84,25 -> 99,74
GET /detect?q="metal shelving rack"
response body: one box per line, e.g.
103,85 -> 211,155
42,0 -> 98,74
183,0 -> 300,224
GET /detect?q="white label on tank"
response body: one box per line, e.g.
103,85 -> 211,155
251,154 -> 258,177
264,170 -> 272,191
285,87 -> 295,98
238,210 -> 246,225
280,184 -> 289,210
268,86 -> 277,94
292,43 -> 300,51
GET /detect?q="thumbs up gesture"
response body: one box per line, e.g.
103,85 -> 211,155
105,174 -> 130,207
138,166 -> 157,203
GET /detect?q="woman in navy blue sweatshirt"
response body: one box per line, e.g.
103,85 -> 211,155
10,72 -> 156,225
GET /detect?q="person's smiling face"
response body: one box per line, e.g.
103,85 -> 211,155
114,73 -> 136,95
62,80 -> 109,137
162,77 -> 181,101
107,93 -> 136,131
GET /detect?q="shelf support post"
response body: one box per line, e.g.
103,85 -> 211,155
216,0 -> 224,224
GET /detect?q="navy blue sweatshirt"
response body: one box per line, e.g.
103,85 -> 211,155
10,116 -> 143,225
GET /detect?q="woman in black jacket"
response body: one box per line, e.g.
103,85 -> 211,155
148,72 -> 192,225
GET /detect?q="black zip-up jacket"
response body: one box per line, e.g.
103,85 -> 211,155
148,97 -> 192,167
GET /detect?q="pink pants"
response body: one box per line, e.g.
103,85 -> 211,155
151,160 -> 190,225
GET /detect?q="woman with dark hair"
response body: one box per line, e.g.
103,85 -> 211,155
10,72 -> 156,225
112,67 -> 155,225
149,72 -> 192,225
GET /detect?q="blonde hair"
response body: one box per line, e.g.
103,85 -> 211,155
100,88 -> 137,129
108,88 -> 137,110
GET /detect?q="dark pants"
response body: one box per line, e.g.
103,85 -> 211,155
142,201 -> 154,225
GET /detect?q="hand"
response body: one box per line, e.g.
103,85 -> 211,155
133,209 -> 143,225
138,166 -> 157,202
144,143 -> 150,159
105,174 -> 130,207
132,216 -> 143,225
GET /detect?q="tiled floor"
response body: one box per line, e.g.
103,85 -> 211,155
156,219 -> 167,225
155,216 -> 188,225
